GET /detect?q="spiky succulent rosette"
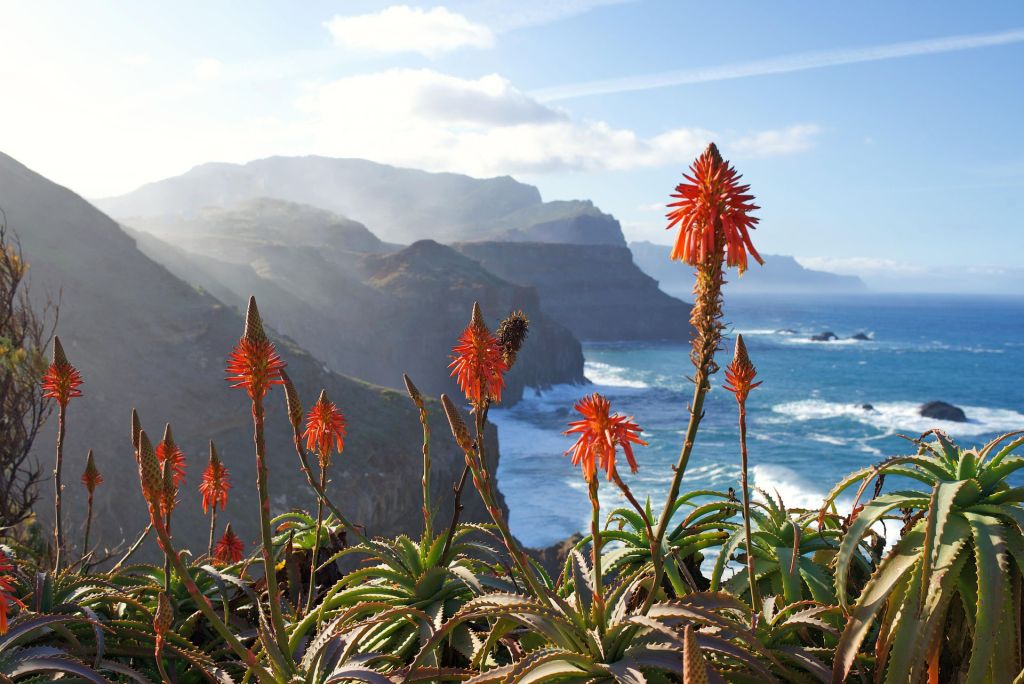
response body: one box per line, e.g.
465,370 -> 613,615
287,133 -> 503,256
41,336 -> 83,407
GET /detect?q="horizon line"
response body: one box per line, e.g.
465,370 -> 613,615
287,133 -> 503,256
533,26 -> 1024,101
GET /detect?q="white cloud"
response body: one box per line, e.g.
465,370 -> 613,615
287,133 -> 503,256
324,6 -> 493,57
121,54 -> 151,67
194,58 -> 223,80
295,69 -> 816,176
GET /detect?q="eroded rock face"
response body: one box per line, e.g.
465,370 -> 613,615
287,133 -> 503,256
455,242 -> 692,342
0,151 -> 505,560
920,401 -> 968,423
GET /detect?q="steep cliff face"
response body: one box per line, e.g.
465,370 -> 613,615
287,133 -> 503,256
455,242 -> 692,342
122,200 -> 585,405
629,241 -> 868,297
0,151 -> 502,559
487,200 -> 626,246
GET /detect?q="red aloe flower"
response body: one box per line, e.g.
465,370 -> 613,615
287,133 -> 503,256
303,390 -> 347,469
667,143 -> 763,273
40,337 -> 83,408
723,334 -> 762,404
156,425 -> 186,488
564,393 -> 648,482
81,450 -> 103,494
449,302 -> 507,405
200,442 -> 231,514
225,297 -> 285,400
0,551 -> 24,635
214,524 -> 244,564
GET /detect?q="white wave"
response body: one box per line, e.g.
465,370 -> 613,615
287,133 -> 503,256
784,336 -> 863,346
771,399 -> 1024,437
584,360 -> 650,389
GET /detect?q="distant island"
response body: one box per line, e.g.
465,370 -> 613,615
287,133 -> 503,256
629,240 -> 867,297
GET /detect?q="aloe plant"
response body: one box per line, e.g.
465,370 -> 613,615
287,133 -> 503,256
829,430 -> 1024,683
710,490 -> 877,607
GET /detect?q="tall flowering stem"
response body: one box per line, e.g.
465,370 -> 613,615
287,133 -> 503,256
280,371 -> 366,547
225,297 -> 289,657
404,374 -> 432,540
156,424 -> 183,592
650,143 -> 761,608
41,336 -> 83,570
200,441 -> 231,558
135,428 -> 275,683
724,334 -> 762,615
564,393 -> 647,629
441,395 -> 550,603
80,449 -> 102,571
441,303 -> 508,560
302,389 -> 346,614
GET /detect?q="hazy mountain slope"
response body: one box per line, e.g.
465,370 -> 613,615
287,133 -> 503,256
630,241 -> 868,297
95,156 -> 624,246
0,151 -> 501,559
120,200 -> 585,403
455,242 -> 692,342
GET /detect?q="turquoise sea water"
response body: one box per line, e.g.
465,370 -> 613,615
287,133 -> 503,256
492,294 -> 1024,548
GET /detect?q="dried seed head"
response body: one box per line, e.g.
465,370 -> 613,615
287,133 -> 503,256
441,394 -> 473,452
496,310 -> 529,368
243,296 -> 267,343
280,369 -> 304,433
403,373 -> 424,411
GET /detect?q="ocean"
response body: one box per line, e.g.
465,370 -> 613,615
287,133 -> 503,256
492,294 -> 1024,549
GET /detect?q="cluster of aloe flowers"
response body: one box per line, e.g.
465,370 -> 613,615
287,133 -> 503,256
0,143 -> 1018,682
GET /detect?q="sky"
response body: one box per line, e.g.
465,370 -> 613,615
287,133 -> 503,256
1,1 -> 1022,292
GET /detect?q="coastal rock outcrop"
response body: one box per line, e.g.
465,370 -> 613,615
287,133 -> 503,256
920,401 -> 968,423
455,241 -> 691,342
811,331 -> 839,342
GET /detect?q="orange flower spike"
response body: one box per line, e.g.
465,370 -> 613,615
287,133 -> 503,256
137,431 -> 164,520
449,302 -> 508,405
303,390 -> 347,469
81,449 -> 103,494
667,142 -> 763,274
214,523 -> 244,564
723,335 -> 762,404
564,393 -> 648,482
225,297 -> 285,400
40,336 -> 83,408
156,424 -> 186,488
200,441 -> 231,514
153,591 -> 173,657
0,551 -> 24,635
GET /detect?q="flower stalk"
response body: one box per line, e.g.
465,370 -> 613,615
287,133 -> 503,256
42,336 -> 83,571
80,449 -> 102,572
404,373 -> 432,540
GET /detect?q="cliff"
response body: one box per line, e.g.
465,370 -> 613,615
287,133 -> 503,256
629,241 -> 868,297
455,241 -> 692,342
0,151 -> 503,559
122,200 -> 585,405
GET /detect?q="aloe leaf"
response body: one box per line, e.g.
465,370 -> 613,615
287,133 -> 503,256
963,512 -> 1010,684
831,522 -> 924,684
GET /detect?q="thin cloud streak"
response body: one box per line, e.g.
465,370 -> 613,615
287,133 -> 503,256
534,27 -> 1024,101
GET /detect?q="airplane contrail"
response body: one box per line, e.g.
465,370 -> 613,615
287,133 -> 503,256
533,27 -> 1024,101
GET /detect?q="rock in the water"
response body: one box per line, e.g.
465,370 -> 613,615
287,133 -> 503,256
811,331 -> 838,342
861,403 -> 875,411
920,401 -> 968,423
851,332 -> 872,341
